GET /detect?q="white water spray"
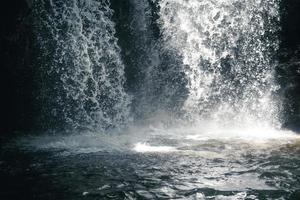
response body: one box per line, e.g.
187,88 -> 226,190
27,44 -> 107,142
33,0 -> 131,130
158,0 -> 281,129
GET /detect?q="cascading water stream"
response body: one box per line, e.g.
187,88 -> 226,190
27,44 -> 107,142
158,0 -> 282,129
31,0 -> 283,132
32,0 -> 131,131
113,0 -> 188,121
4,2 -> 300,199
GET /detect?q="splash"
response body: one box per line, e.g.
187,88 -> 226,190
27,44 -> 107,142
133,142 -> 176,153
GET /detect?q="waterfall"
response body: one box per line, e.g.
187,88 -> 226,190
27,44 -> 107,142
113,0 -> 188,122
158,0 -> 282,129
30,0 -> 283,131
32,0 -> 131,131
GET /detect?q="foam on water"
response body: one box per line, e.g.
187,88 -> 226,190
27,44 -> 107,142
133,142 -> 176,153
17,123 -> 300,155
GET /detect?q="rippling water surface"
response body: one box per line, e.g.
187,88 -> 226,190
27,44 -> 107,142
1,126 -> 300,200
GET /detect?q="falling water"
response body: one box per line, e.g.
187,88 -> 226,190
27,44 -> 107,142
32,0 -> 131,130
114,0 -> 188,121
31,0 -> 283,131
158,0 -> 282,129
3,1 -> 300,199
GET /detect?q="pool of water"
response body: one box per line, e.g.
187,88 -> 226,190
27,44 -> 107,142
1,126 -> 300,199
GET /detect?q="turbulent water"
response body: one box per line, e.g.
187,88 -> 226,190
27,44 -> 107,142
31,0 -> 283,130
158,0 -> 281,128
32,0 -> 131,130
1,127 -> 300,199
2,0 -> 300,200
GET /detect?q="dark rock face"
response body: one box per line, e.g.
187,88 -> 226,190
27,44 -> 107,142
278,0 -> 300,131
0,1 -> 35,134
280,0 -> 300,50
